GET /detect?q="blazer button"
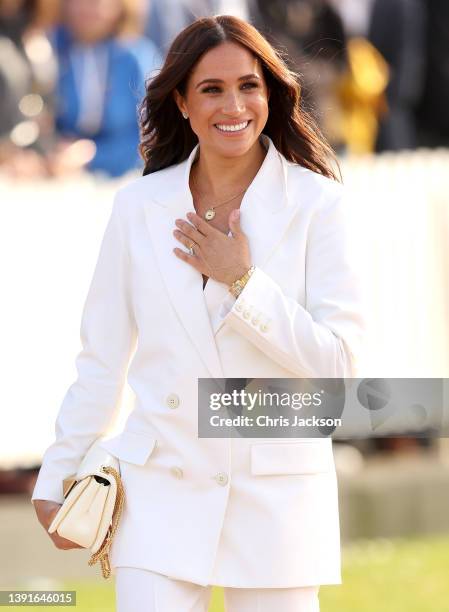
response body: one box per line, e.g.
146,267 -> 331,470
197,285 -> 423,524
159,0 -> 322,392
214,472 -> 228,486
260,323 -> 270,332
243,310 -> 251,319
166,393 -> 180,409
170,466 -> 184,479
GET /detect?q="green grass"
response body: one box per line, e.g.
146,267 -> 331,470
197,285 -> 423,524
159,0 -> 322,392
14,534 -> 449,611
321,535 -> 449,612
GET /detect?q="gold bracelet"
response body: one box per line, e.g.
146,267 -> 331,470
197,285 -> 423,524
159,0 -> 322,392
229,265 -> 255,298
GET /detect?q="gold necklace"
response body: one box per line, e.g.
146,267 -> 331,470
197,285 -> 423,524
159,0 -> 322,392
191,169 -> 248,221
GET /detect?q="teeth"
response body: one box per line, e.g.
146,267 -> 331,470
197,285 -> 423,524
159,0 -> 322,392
215,121 -> 249,132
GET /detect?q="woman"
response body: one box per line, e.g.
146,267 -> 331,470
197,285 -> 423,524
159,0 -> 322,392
32,15 -> 365,612
51,0 -> 161,177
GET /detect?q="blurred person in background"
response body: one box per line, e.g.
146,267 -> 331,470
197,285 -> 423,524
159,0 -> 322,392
143,0 -> 251,58
307,0 -> 389,155
0,0 -> 58,177
415,0 -> 449,148
51,0 -> 162,177
143,0 -> 213,57
251,0 -> 348,151
328,0 -> 375,38
336,35 -> 389,154
367,0 -> 426,152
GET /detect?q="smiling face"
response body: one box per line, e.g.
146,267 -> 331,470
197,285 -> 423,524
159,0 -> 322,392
174,41 -> 270,159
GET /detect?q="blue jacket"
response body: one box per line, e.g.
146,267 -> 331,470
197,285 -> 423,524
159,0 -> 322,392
53,27 -> 162,177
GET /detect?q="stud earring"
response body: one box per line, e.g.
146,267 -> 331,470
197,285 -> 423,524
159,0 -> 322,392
182,111 -> 188,119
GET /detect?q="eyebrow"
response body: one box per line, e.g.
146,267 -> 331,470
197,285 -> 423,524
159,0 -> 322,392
195,73 -> 261,89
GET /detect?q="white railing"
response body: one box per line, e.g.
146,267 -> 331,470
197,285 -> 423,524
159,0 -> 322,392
340,148 -> 449,377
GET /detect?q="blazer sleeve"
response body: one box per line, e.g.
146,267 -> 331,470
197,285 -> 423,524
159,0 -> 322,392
31,189 -> 137,504
222,187 -> 366,378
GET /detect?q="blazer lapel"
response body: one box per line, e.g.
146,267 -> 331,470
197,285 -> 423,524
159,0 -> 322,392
143,145 -> 226,380
204,135 -> 304,335
142,135 -> 302,377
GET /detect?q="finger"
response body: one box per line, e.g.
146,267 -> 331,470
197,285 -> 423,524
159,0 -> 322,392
174,219 -> 205,244
186,212 -> 223,237
228,209 -> 241,236
56,533 -> 84,549
51,533 -> 84,549
173,247 -> 205,274
173,229 -> 200,252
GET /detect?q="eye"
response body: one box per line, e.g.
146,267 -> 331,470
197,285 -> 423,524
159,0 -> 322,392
201,86 -> 221,93
200,82 -> 259,94
241,81 -> 258,89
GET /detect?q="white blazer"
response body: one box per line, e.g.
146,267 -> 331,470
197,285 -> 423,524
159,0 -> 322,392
32,134 -> 365,588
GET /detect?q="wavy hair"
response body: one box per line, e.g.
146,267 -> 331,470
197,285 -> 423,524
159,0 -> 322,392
139,14 -> 340,180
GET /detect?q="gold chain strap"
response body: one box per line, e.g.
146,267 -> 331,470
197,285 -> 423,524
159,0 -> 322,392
87,466 -> 125,579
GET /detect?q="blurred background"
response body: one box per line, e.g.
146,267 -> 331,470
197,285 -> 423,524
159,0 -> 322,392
1,0 -> 449,610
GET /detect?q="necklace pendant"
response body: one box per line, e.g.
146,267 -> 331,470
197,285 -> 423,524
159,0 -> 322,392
204,209 -> 216,221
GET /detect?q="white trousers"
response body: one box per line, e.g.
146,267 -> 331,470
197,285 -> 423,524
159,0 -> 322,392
115,567 -> 320,612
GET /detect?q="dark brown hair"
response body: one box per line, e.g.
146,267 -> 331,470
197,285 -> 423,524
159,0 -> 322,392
139,14 -> 340,181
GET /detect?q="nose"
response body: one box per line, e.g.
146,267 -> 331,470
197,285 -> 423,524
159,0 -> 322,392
222,90 -> 245,115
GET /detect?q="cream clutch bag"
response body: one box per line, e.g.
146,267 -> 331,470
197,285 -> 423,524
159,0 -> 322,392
48,439 -> 125,578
